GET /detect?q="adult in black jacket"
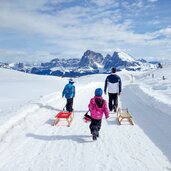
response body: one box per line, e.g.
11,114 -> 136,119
104,67 -> 122,112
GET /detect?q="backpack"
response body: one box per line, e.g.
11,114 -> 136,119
89,98 -> 105,119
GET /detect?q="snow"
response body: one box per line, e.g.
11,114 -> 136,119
94,61 -> 103,68
0,63 -> 171,171
131,62 -> 171,106
0,68 -> 67,124
49,67 -> 62,71
118,51 -> 135,62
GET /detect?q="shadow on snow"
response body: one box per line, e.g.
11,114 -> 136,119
122,84 -> 171,162
26,133 -> 93,143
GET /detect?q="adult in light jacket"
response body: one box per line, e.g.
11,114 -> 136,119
104,67 -> 122,112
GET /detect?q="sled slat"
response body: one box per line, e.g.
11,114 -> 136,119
117,108 -> 134,125
54,111 -> 73,127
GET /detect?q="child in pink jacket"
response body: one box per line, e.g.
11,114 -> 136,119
85,88 -> 109,140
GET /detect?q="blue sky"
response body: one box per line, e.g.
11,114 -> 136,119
0,0 -> 171,62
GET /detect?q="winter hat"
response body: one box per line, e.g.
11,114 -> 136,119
95,88 -> 103,96
112,67 -> 116,73
69,78 -> 74,84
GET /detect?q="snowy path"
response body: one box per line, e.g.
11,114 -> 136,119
122,84 -> 171,163
0,80 -> 171,171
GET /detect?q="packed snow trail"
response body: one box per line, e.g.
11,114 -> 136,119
0,76 -> 171,171
121,84 -> 171,163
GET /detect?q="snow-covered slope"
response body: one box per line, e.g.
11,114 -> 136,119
0,66 -> 171,171
0,68 -> 68,124
117,51 -> 135,62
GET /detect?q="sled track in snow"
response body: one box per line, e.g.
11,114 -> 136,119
122,84 -> 171,162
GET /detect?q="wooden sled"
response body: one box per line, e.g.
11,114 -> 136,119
53,111 -> 74,127
117,107 -> 134,125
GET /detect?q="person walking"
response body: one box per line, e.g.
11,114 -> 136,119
62,78 -> 75,112
104,67 -> 122,112
85,88 -> 109,140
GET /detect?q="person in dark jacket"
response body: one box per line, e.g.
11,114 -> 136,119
104,67 -> 122,112
62,78 -> 75,112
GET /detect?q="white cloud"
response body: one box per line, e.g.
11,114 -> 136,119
0,48 -> 55,62
89,0 -> 119,7
158,27 -> 171,38
150,20 -> 161,25
121,0 -> 156,16
0,0 -> 170,61
148,0 -> 158,2
122,0 -> 144,10
146,27 -> 171,40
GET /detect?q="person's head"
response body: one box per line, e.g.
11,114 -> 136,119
69,78 -> 74,84
111,67 -> 116,73
95,88 -> 103,97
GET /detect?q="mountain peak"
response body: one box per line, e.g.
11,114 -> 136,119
83,50 -> 94,56
79,50 -> 103,69
113,51 -> 135,62
0,50 -> 156,77
103,51 -> 138,69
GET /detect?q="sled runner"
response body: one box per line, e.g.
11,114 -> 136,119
117,107 -> 134,125
53,111 -> 74,127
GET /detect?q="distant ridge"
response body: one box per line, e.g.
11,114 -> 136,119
0,50 -> 157,77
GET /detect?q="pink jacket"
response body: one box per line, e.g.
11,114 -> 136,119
88,96 -> 109,120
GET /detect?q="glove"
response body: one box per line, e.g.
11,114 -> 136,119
106,115 -> 109,119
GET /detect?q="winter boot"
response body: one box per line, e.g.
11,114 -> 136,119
92,134 -> 97,141
97,131 -> 99,138
92,130 -> 97,140
113,106 -> 116,113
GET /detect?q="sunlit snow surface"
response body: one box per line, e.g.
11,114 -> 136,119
0,63 -> 171,171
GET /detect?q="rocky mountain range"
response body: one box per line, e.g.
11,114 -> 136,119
0,50 -> 157,77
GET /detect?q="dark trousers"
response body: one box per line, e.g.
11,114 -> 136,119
89,119 -> 102,136
66,98 -> 73,112
108,93 -> 118,111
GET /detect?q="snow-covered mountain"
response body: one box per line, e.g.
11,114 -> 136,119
0,50 -> 157,77
104,51 -> 137,69
78,50 -> 104,69
0,62 -> 10,69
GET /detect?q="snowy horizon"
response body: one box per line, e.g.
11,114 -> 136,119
1,49 -> 171,64
0,0 -> 171,62
0,62 -> 171,170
